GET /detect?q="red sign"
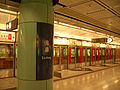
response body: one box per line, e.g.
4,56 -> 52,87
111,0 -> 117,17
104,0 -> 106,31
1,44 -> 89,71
69,47 -> 71,64
80,47 -> 82,63
105,49 -> 107,60
91,48 -> 93,62
8,34 -> 12,40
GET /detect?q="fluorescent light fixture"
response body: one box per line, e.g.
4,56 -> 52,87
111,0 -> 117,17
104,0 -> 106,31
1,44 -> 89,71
81,28 -> 95,32
0,8 -> 17,15
85,38 -> 92,41
112,43 -> 120,45
59,22 -> 80,29
54,32 -> 72,38
103,85 -> 108,89
114,80 -> 119,83
54,21 -> 58,24
13,29 -> 18,32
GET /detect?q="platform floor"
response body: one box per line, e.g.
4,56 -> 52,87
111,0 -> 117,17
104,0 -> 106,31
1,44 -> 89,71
54,66 -> 120,90
54,63 -> 119,80
0,65 -> 120,90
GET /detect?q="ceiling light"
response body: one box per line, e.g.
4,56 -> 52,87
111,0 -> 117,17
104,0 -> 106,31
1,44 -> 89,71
81,28 -> 95,32
59,22 -> 80,29
54,21 -> 58,24
103,85 -> 108,89
114,80 -> 119,83
0,8 -> 17,15
85,38 -> 92,41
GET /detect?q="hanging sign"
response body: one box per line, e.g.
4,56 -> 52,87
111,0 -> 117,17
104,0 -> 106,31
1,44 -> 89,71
92,38 -> 107,43
0,31 -> 15,42
6,18 -> 18,30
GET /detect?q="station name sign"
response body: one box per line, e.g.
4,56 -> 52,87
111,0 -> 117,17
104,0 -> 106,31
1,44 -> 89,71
92,38 -> 108,43
92,38 -> 113,43
0,31 -> 15,42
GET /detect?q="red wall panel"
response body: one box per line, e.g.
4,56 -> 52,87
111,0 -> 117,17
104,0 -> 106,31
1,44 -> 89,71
105,48 -> 107,60
80,47 -> 82,63
69,47 -> 71,64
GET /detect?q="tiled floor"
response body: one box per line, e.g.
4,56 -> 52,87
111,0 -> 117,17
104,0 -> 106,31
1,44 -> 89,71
0,69 -> 14,78
54,66 -> 120,90
0,78 -> 16,90
0,64 -> 120,90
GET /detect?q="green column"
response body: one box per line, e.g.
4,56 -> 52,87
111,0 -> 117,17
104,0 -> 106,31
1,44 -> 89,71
18,0 -> 54,90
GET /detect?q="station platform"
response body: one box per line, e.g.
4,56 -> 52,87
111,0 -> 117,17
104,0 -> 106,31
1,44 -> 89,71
0,63 -> 120,90
54,63 -> 120,80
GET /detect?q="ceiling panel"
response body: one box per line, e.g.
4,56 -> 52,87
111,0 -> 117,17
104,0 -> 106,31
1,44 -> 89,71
59,0 -> 89,6
54,14 -> 120,38
71,1 -> 115,20
54,0 -> 120,38
86,10 -> 114,19
101,0 -> 120,14
99,16 -> 120,30
54,23 -> 109,40
71,1 -> 104,14
114,7 -> 120,14
54,4 -> 63,11
0,12 -> 16,24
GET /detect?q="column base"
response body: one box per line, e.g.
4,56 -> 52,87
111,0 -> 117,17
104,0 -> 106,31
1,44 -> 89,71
18,78 -> 53,90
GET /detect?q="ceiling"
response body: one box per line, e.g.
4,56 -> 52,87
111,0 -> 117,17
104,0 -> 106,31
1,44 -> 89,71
54,0 -> 120,38
0,12 -> 16,24
0,0 -> 120,43
54,22 -> 120,44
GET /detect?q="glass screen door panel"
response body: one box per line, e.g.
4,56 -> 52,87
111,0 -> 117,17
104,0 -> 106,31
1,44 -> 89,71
100,49 -> 102,60
93,49 -> 95,61
61,46 -> 68,70
83,48 -> 86,62
102,49 -> 105,60
0,44 -> 14,78
107,49 -> 110,60
61,47 -> 68,64
87,48 -> 91,62
71,47 -> 75,64
53,47 -> 59,65
76,47 -> 80,63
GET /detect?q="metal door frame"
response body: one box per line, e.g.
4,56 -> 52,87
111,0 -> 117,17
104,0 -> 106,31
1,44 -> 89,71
75,46 -> 83,68
0,43 -> 15,79
53,45 -> 61,71
60,45 -> 68,70
91,47 -> 96,66
86,47 -> 91,66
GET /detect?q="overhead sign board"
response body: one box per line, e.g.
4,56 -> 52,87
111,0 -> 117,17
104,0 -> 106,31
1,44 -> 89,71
92,38 -> 113,43
6,18 -> 18,30
92,38 -> 107,43
0,31 -> 15,42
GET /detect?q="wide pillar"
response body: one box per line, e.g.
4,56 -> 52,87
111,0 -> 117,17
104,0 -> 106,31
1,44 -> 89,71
18,0 -> 54,90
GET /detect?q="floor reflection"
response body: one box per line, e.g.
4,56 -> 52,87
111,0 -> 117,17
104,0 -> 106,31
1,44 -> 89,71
54,66 -> 120,90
